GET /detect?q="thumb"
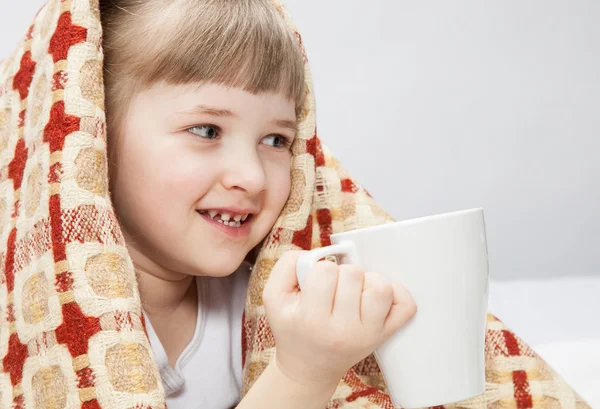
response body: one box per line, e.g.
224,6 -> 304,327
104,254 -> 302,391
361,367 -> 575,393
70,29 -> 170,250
383,283 -> 418,337
263,250 -> 304,303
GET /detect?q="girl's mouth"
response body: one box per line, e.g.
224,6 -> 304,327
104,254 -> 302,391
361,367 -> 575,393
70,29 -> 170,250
196,210 -> 254,238
197,209 -> 251,227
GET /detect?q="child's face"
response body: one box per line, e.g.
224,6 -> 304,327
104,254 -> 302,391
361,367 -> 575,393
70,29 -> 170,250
111,82 -> 296,278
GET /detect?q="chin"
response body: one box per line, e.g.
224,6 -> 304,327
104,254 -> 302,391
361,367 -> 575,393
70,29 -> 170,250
189,251 -> 249,278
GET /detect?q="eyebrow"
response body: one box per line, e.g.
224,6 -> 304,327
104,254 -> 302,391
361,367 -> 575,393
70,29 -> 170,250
185,105 -> 236,117
273,118 -> 299,135
181,104 -> 298,134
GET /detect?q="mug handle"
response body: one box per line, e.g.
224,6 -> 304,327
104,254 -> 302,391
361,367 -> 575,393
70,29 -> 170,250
296,241 -> 360,288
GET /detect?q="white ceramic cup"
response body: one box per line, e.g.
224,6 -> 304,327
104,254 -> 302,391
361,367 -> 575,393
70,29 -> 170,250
296,208 -> 489,409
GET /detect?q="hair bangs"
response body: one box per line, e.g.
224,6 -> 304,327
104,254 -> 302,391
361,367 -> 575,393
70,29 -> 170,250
115,0 -> 305,106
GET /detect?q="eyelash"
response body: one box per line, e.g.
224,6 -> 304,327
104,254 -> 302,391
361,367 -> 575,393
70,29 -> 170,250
187,125 -> 293,149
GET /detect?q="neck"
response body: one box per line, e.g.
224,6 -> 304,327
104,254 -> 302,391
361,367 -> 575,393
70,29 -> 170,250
128,245 -> 199,366
137,265 -> 195,317
128,245 -> 195,317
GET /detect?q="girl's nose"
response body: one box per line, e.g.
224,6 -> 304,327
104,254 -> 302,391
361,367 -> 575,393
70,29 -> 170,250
221,149 -> 267,195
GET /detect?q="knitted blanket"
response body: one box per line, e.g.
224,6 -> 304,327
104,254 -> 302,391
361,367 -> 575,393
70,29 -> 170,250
0,0 -> 590,408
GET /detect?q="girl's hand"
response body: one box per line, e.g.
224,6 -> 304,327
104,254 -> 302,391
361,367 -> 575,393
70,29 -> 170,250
262,251 -> 418,388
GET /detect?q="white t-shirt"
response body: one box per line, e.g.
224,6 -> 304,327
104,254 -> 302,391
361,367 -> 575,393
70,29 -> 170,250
144,263 -> 251,409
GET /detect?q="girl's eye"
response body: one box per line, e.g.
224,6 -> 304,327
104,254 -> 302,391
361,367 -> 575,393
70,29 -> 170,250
188,125 -> 219,139
262,134 -> 292,149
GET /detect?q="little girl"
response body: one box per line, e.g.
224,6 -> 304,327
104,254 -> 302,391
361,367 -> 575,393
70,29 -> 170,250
0,0 -> 590,408
99,0 -> 416,408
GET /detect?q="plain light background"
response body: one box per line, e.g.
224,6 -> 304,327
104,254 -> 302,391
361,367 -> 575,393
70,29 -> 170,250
2,1 -> 599,280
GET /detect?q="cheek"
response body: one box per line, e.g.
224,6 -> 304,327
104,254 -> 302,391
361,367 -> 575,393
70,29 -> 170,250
267,162 -> 292,212
112,133 -> 208,218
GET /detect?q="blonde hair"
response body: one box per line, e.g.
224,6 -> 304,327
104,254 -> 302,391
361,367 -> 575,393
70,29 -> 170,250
100,0 -> 306,133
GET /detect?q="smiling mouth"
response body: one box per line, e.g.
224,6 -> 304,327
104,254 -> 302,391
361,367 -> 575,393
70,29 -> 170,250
196,209 -> 252,228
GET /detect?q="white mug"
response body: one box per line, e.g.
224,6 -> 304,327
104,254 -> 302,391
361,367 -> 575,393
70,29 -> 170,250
296,208 -> 489,409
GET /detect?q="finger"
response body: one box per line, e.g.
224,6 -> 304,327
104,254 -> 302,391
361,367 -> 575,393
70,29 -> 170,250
332,264 -> 364,322
360,272 -> 394,332
263,251 -> 304,307
383,283 -> 418,337
301,260 -> 340,317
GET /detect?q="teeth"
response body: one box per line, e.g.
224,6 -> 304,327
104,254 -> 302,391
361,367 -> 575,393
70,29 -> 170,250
200,210 -> 250,225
